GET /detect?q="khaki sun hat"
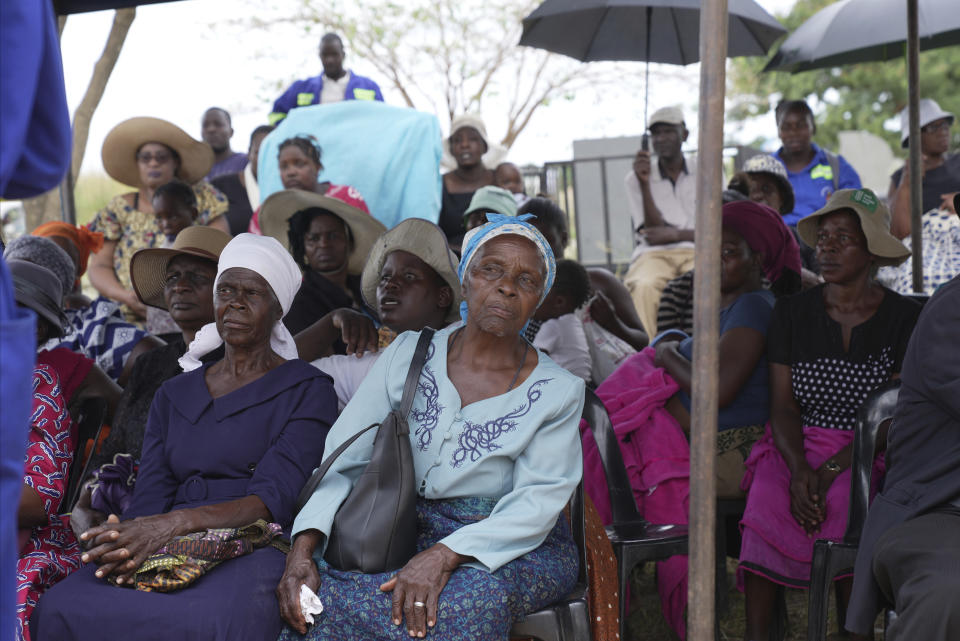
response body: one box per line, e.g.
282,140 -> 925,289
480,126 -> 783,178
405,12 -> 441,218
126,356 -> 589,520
259,186 -> 387,275
130,226 -> 231,309
360,219 -> 462,325
102,117 -> 215,188
796,188 -> 910,267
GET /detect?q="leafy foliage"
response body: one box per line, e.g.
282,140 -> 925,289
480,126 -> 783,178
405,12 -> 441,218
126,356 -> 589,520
729,0 -> 960,154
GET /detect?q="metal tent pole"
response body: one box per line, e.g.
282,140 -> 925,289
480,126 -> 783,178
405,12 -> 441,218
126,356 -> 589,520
689,0 -> 727,638
906,0 -> 923,293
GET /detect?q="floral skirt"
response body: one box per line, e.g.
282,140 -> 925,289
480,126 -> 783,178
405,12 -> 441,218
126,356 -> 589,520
278,496 -> 578,641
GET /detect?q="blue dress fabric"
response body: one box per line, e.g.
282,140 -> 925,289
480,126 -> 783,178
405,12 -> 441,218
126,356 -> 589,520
288,326 -> 585,639
676,289 -> 776,431
1,257 -> 37,640
773,143 -> 862,227
31,359 -> 337,641
279,497 -> 578,641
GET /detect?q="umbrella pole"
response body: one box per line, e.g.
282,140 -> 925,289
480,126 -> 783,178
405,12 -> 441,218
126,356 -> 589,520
906,0 -> 923,293
644,6 -> 652,129
690,0 -> 726,638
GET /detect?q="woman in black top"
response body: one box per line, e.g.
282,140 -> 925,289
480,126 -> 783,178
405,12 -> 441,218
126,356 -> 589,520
439,115 -> 496,244
739,189 -> 921,641
258,187 -> 386,346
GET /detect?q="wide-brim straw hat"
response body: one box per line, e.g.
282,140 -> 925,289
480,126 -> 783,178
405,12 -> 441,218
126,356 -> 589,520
259,188 -> 387,275
360,219 -> 462,325
130,226 -> 231,309
797,188 -> 910,267
102,117 -> 214,188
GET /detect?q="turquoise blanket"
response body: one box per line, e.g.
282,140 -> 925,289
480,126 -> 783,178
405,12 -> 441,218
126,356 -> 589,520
257,101 -> 442,229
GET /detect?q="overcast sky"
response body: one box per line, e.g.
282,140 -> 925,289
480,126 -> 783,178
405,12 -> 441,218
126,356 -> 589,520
59,0 -> 799,176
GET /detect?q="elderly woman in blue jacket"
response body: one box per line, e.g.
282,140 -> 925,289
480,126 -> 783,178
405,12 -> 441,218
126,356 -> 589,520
277,214 -> 585,640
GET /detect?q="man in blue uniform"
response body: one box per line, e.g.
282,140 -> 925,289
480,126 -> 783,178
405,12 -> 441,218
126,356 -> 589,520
773,99 -> 861,227
269,33 -> 383,124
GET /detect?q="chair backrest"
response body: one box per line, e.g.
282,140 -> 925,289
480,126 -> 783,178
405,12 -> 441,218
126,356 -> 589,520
60,396 -> 108,515
581,387 -> 644,524
844,379 -> 901,544
570,481 -> 589,586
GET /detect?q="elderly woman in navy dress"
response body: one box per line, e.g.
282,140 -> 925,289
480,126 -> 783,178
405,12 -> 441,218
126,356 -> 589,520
278,214 -> 585,640
31,234 -> 338,641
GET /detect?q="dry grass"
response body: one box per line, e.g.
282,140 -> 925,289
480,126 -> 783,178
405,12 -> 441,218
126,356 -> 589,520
622,559 -> 870,641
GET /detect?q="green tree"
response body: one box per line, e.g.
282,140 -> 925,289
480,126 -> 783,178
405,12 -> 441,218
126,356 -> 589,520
728,0 -> 960,154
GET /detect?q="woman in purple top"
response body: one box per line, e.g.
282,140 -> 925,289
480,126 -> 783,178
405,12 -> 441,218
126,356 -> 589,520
31,234 -> 337,641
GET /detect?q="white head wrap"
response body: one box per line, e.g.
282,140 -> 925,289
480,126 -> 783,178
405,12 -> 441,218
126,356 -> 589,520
179,233 -> 303,372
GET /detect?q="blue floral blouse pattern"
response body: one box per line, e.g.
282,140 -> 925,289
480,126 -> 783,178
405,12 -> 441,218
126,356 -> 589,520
411,343 -> 443,451
451,378 -> 552,468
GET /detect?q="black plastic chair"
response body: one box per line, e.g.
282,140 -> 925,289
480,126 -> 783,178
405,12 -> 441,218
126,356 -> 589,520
580,388 -> 688,641
510,481 -> 591,641
59,397 -> 108,515
806,380 -> 901,641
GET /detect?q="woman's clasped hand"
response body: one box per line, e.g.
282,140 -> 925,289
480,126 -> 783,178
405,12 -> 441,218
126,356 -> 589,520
80,513 -> 178,584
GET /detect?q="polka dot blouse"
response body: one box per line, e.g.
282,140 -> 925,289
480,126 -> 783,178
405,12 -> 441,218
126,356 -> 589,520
767,285 -> 921,431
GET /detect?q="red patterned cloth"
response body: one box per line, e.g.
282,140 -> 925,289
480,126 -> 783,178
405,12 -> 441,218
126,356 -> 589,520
16,365 -> 82,641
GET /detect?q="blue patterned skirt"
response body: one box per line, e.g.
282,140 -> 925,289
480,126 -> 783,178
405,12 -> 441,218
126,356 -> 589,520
278,496 -> 578,641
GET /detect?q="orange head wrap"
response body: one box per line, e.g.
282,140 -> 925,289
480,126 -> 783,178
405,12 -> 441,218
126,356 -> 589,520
32,222 -> 104,279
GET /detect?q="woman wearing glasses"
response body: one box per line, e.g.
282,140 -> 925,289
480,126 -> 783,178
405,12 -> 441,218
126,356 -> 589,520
87,117 -> 229,321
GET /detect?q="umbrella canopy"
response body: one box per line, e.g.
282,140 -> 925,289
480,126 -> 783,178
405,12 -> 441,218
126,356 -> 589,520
763,0 -> 960,72
519,0 -> 786,64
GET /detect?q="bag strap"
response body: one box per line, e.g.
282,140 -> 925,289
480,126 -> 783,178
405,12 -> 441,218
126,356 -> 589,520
399,327 -> 434,418
294,328 -> 436,512
824,149 -> 840,192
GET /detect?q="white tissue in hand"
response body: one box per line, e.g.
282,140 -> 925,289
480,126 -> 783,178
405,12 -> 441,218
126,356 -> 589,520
299,584 -> 324,624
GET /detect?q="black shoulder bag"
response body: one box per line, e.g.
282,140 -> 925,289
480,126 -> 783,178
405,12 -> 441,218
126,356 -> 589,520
294,328 -> 434,573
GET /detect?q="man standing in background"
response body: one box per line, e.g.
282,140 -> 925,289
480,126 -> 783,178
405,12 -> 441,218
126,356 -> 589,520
201,107 -> 248,181
269,32 -> 384,124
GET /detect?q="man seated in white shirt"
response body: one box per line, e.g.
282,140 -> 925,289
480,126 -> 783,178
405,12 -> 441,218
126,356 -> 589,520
622,106 -> 711,336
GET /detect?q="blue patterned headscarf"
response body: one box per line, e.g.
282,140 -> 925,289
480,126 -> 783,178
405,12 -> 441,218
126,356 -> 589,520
457,213 -> 556,324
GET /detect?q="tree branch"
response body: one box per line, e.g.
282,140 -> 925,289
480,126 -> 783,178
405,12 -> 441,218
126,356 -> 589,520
71,8 -> 136,181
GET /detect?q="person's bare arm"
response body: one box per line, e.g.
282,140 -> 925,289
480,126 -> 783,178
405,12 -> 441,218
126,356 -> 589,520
888,173 -> 913,240
88,241 -> 146,317
633,151 -> 668,229
207,215 -> 230,234
117,335 -> 165,387
587,269 -> 648,350
768,362 -> 822,533
653,326 -> 765,407
294,308 -> 378,362
18,485 -> 48,529
81,495 -> 271,582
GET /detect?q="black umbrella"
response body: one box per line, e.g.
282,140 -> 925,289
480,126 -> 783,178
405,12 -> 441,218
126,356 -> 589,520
763,0 -> 960,293
519,0 -> 786,126
763,0 -> 960,72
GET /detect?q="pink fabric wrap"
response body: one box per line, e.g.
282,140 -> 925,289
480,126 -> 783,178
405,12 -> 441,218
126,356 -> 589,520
737,424 -> 885,590
579,347 -> 691,638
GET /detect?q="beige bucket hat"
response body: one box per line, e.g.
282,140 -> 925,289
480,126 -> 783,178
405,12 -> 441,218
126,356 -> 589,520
130,226 -> 231,309
102,117 -> 214,188
259,187 -> 387,275
797,188 -> 910,267
360,219 -> 461,324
